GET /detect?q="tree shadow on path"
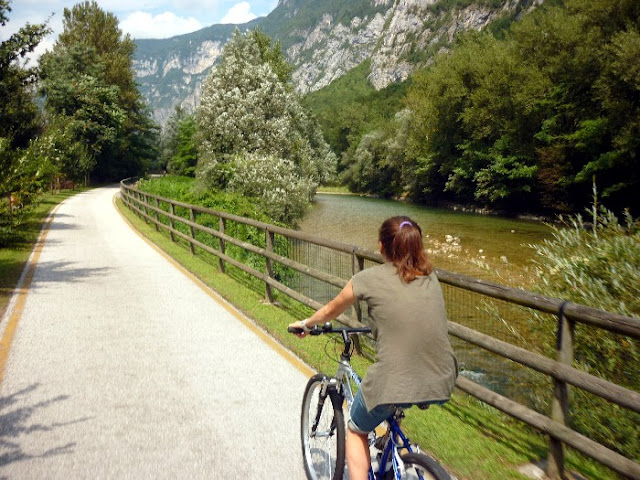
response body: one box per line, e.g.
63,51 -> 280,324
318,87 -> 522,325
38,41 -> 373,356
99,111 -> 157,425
0,383 -> 91,468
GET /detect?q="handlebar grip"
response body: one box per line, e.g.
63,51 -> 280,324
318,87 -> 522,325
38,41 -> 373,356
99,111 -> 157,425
288,324 -> 330,335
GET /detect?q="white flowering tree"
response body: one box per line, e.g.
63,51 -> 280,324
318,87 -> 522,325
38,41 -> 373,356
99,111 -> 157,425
228,153 -> 314,224
195,29 -> 335,223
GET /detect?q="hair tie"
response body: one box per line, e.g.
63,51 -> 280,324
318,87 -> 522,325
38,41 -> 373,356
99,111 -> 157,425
399,221 -> 412,229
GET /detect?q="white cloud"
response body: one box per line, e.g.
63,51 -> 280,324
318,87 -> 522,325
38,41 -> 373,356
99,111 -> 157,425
119,11 -> 203,39
219,2 -> 257,24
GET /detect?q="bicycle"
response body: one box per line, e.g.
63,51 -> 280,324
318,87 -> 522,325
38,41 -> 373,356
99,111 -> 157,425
289,322 -> 451,480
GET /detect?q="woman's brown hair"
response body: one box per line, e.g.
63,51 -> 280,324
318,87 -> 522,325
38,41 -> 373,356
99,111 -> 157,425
379,216 -> 433,282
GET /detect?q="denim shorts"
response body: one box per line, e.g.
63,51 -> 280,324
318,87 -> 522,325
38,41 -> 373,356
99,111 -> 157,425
348,389 -> 445,434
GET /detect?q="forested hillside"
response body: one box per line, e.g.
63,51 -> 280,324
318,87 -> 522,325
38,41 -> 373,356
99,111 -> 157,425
306,0 -> 639,215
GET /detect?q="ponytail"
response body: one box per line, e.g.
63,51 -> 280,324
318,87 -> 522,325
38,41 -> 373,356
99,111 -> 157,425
379,216 -> 432,282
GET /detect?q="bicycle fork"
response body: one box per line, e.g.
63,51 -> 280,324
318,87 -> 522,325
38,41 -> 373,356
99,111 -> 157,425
310,377 -> 341,439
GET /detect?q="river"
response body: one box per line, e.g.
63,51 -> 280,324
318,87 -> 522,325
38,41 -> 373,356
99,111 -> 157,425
300,193 -> 552,285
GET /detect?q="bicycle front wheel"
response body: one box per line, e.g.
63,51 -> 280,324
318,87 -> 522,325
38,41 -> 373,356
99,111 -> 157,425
301,373 -> 346,480
385,452 -> 451,480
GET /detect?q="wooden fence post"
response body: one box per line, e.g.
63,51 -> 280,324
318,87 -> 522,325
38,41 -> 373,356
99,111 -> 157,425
188,208 -> 196,254
265,228 -> 275,303
219,217 -> 226,273
352,249 -> 366,353
547,301 -> 574,479
154,198 -> 160,231
169,203 -> 175,242
352,249 -> 365,323
136,191 -> 143,220
144,194 -> 150,222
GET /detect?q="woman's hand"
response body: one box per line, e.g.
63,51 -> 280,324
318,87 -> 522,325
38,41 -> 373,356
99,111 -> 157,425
288,320 -> 309,338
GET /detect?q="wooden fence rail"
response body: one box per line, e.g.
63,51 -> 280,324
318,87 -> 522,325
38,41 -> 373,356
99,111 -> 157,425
120,180 -> 640,479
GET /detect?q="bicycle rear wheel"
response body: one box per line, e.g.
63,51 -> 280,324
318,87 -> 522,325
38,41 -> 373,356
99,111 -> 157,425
385,452 -> 451,480
301,373 -> 346,480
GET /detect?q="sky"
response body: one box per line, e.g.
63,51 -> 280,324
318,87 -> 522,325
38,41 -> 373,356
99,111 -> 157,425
2,0 -> 279,61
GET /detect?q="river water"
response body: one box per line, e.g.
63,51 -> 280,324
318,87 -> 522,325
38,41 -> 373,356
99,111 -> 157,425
298,193 -> 554,401
300,193 -> 552,283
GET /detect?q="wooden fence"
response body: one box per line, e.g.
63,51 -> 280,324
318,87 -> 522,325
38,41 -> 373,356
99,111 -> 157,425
120,180 -> 640,479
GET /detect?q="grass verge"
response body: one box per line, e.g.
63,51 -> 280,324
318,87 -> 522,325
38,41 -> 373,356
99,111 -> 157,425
0,188 -> 89,317
116,196 -> 619,480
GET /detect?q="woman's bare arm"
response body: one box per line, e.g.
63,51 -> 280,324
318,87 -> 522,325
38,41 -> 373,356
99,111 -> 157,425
288,279 -> 356,335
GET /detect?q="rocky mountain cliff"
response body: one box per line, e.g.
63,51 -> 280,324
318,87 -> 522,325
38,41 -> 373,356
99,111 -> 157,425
133,0 -> 542,127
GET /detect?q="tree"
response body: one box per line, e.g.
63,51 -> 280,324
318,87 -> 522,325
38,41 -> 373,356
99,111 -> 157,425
159,106 -> 188,172
249,28 -> 293,87
196,28 -> 335,223
342,109 -> 413,198
0,1 -> 50,150
166,114 -> 198,177
0,0 -> 49,221
39,1 -> 157,182
228,153 -> 314,224
36,116 -> 93,185
40,45 -> 125,181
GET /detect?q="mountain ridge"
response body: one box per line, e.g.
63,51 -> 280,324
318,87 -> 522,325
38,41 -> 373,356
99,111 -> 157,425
132,0 -> 542,126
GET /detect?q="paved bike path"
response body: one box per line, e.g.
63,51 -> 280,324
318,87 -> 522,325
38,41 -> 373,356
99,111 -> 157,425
0,186 -> 311,479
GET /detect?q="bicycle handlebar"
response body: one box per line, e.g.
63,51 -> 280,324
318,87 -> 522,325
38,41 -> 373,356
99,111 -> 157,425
287,322 -> 371,336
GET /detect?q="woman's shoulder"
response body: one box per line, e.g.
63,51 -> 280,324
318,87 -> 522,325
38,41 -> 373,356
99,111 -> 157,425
355,262 -> 395,279
352,263 -> 395,293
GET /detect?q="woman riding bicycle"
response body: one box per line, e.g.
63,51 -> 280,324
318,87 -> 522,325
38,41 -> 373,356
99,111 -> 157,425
289,216 -> 458,480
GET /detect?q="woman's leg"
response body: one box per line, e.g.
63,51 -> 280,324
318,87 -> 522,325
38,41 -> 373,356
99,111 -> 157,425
346,427 -> 370,480
347,390 -> 393,479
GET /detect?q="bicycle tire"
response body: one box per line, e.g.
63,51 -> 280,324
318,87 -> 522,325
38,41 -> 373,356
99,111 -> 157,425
300,373 -> 346,480
384,452 -> 451,480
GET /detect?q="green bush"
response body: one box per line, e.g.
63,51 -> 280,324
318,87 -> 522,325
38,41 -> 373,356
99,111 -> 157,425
135,175 -> 295,287
528,206 -> 640,458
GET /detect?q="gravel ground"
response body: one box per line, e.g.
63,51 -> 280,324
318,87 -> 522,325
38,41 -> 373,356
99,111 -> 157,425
0,186 -> 311,479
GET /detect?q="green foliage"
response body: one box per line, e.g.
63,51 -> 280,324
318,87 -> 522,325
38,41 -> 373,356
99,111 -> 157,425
136,175 -> 272,222
40,47 -> 126,161
303,59 -> 409,169
26,115 -> 93,185
0,1 -> 50,151
310,0 -> 639,214
165,114 -> 198,177
135,175 -> 294,283
341,109 -> 413,198
39,1 -> 158,182
196,28 -> 335,225
0,0 -> 51,233
406,28 -> 550,208
529,206 -> 640,458
159,106 -> 185,171
249,28 -> 293,87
